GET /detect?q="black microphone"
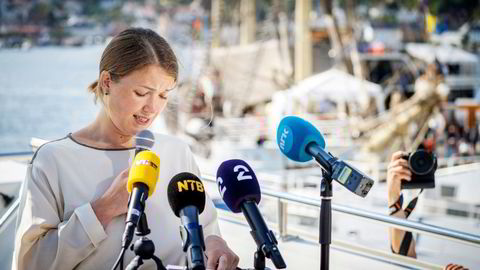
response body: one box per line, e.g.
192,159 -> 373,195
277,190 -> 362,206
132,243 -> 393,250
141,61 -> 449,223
167,172 -> 207,270
122,130 -> 160,249
216,159 -> 286,269
135,129 -> 155,155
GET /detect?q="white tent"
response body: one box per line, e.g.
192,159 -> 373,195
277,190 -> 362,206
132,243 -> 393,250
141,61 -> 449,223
271,68 -> 385,115
267,68 -> 385,140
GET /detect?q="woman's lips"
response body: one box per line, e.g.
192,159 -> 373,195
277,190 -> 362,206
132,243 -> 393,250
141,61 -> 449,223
134,115 -> 150,125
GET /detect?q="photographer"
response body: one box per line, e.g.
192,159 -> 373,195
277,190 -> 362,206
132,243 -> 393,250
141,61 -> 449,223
387,151 -> 469,270
387,151 -> 416,257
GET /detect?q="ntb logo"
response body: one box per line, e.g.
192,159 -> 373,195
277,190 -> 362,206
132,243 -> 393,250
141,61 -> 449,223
177,179 -> 204,192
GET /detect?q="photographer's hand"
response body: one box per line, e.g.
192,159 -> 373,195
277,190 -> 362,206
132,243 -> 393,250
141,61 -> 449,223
387,151 -> 412,206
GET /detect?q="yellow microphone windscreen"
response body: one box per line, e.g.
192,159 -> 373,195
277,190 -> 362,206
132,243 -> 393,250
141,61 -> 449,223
127,150 -> 160,197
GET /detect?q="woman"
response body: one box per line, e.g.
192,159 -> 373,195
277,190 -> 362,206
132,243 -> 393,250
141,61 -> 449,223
13,28 -> 239,270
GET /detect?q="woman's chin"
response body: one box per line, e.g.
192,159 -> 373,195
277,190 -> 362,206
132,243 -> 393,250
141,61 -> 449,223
130,124 -> 152,134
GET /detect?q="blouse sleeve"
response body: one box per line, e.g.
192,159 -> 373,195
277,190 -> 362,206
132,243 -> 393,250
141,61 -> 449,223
13,150 -> 108,270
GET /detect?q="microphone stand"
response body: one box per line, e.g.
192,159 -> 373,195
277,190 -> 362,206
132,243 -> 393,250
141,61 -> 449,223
319,170 -> 332,270
126,213 -> 166,270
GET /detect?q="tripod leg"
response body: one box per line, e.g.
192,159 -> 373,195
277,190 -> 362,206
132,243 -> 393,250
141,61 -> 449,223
319,174 -> 332,270
126,256 -> 143,270
152,256 -> 167,270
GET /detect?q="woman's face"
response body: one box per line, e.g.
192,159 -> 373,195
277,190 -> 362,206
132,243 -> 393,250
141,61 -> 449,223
103,65 -> 175,136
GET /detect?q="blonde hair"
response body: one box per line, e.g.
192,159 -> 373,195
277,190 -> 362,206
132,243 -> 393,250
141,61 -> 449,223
88,28 -> 178,103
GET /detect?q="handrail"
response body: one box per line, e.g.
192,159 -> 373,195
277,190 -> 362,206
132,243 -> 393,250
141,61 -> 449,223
201,174 -> 480,248
0,151 -> 33,157
0,199 -> 19,229
0,151 -> 33,161
217,207 -> 444,269
0,172 -> 473,269
2,148 -> 479,248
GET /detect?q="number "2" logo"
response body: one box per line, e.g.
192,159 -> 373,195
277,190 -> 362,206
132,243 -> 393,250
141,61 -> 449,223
234,165 -> 253,181
217,177 -> 226,198
217,164 -> 254,199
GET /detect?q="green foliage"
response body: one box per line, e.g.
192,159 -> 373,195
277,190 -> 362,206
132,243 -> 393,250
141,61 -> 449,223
29,2 -> 53,24
49,26 -> 71,42
427,0 -> 479,16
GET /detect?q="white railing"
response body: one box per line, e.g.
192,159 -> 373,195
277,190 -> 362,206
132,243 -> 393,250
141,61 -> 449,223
201,173 -> 480,269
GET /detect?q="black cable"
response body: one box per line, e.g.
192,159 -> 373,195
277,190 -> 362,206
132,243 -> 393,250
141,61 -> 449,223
112,247 -> 126,270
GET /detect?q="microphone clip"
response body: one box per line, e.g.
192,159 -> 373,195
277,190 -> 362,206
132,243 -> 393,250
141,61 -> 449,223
179,223 -> 206,252
250,230 -> 286,269
136,213 -> 151,236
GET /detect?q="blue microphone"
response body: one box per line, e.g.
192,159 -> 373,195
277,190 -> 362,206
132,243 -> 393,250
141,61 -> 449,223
217,159 -> 286,269
277,116 -> 374,197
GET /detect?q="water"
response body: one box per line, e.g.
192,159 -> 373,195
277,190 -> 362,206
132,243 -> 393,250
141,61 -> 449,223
0,46 -> 102,153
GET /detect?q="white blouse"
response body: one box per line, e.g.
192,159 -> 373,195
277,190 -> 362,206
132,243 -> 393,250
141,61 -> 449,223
13,133 -> 220,270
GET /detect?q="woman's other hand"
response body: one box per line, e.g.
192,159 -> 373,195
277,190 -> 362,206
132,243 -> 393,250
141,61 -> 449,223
205,235 -> 239,270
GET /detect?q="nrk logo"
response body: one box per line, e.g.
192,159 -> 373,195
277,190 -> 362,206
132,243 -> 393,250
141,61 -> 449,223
278,126 -> 293,153
135,159 -> 158,169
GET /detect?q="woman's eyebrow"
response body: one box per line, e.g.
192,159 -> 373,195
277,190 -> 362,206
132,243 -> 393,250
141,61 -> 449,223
140,85 -> 156,92
140,85 -> 176,92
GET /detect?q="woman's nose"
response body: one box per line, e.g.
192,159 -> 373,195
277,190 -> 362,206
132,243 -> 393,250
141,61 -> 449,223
143,95 -> 157,113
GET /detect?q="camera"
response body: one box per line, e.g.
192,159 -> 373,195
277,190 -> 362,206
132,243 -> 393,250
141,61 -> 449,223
401,150 -> 437,189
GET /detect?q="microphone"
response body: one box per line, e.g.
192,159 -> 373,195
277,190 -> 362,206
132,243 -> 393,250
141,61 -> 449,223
216,159 -> 286,269
135,129 -> 155,155
167,172 -> 206,270
277,116 -> 374,197
122,130 -> 160,249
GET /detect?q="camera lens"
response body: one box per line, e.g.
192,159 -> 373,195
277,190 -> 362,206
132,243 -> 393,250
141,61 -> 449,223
408,150 -> 435,175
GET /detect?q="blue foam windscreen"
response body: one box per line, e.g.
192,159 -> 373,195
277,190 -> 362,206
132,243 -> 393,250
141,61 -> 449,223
216,159 -> 261,213
276,116 -> 326,162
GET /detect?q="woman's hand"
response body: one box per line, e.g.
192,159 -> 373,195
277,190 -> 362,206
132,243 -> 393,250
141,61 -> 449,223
205,235 -> 239,270
92,168 -> 130,228
387,151 -> 411,206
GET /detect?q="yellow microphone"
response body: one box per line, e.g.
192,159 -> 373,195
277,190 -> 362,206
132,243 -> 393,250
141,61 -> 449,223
122,130 -> 160,249
127,150 -> 160,197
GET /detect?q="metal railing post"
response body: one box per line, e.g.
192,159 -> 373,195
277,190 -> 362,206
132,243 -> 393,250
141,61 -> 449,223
277,198 -> 288,239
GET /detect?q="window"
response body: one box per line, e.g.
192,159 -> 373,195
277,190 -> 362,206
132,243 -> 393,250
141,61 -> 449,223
441,185 -> 456,198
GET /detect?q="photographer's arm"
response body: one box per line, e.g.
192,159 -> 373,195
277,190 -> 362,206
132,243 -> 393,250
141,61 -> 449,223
387,152 -> 470,269
387,151 -> 417,258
